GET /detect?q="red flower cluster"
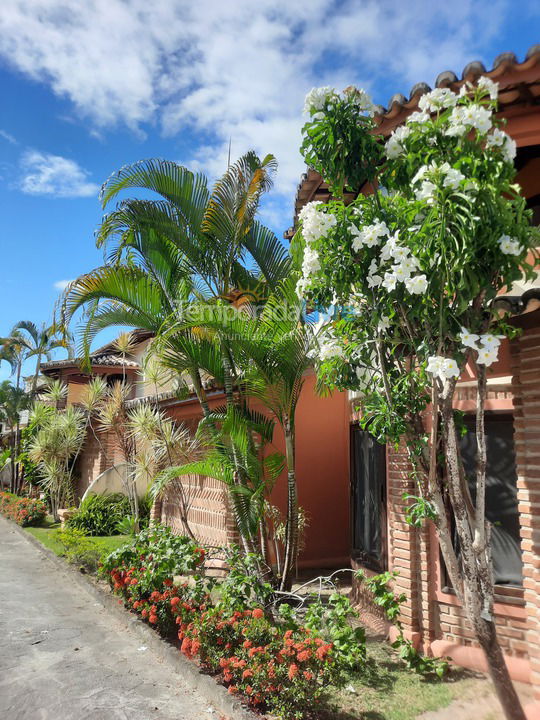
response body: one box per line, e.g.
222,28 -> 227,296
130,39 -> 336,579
105,556 -> 338,719
0,492 -> 47,527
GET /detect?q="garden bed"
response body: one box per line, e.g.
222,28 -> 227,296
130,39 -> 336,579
23,516 -> 129,559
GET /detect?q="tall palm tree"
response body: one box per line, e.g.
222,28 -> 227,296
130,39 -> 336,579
62,152 -> 291,554
0,380 -> 30,492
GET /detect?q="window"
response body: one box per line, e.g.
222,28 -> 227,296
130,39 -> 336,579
459,414 -> 522,587
350,425 -> 387,571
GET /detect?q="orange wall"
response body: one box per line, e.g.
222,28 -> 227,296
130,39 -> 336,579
165,376 -> 351,569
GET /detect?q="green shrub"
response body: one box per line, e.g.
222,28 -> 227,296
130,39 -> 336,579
56,527 -> 102,572
67,493 -> 131,535
0,491 -> 47,526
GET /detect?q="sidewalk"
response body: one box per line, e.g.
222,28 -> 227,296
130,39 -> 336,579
0,517 -> 220,720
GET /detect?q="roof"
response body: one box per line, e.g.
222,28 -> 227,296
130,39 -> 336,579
40,328 -> 154,375
285,44 -> 540,238
41,352 -> 139,374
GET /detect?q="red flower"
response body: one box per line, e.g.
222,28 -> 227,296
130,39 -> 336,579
251,608 -> 264,619
288,663 -> 299,680
227,686 -> 237,695
243,640 -> 252,649
164,578 -> 173,587
297,649 -> 311,662
149,614 -> 158,624
242,669 -> 253,679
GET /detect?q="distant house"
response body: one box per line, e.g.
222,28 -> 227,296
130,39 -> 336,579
289,45 -> 540,709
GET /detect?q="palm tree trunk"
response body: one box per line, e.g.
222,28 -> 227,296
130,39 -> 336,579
32,351 -> 42,395
279,415 -> 298,591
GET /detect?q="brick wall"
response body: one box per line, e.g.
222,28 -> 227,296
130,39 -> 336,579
152,474 -> 239,550
510,312 -> 540,701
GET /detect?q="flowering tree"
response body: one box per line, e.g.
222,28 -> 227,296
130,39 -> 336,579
295,80 -> 539,720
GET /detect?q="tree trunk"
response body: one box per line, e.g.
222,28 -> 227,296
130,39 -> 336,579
32,351 -> 42,396
279,417 -> 298,591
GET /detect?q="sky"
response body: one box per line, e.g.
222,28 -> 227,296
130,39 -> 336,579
1,0 -> 539,382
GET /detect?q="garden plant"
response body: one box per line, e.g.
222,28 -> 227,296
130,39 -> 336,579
294,79 -> 539,720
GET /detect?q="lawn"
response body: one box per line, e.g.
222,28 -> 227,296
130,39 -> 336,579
325,638 -> 489,720
24,517 -> 129,560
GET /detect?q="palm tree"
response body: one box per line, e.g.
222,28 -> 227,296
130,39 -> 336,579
10,321 -> 71,395
62,153 -> 290,553
171,278 -> 314,589
0,380 -> 30,492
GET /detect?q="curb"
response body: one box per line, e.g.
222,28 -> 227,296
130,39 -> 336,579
1,516 -> 259,720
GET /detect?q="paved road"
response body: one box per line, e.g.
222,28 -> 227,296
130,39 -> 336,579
0,518 -> 217,720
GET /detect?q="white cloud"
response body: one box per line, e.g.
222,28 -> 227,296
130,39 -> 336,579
19,151 -> 99,198
0,129 -> 17,144
54,279 -> 74,291
0,1 -> 509,211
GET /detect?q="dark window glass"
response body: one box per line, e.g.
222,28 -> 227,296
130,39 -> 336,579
459,414 -> 522,586
350,425 -> 387,571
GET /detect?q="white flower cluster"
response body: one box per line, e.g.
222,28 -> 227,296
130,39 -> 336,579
351,221 -> 428,295
418,87 -> 458,113
486,128 -> 517,164
411,162 -> 466,203
343,86 -> 375,115
426,355 -> 460,382
299,201 -> 337,244
497,234 -> 522,256
385,125 -> 412,159
296,202 -> 338,297
304,86 -> 335,114
458,328 -> 503,367
446,103 -> 493,137
476,76 -> 499,101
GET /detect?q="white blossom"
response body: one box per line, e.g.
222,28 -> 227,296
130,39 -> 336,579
476,347 -> 498,366
448,104 -> 492,135
367,274 -> 383,288
352,221 -> 390,251
415,180 -> 436,203
405,274 -> 428,294
382,272 -> 398,292
343,86 -> 375,115
479,333 -> 502,350
426,355 -> 460,381
458,328 -> 480,350
301,246 -> 321,276
440,163 -> 465,189
418,87 -> 458,112
498,234 -> 522,256
486,128 -> 516,163
385,125 -> 411,159
299,202 -> 337,244
406,110 -> 431,125
477,76 -> 499,101
378,315 -> 391,332
304,86 -> 335,114
393,263 -> 412,282
319,341 -> 346,361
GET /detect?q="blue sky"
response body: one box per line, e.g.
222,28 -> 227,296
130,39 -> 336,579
1,0 -> 539,382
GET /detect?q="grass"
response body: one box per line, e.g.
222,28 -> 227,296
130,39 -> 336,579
24,516 -> 129,563
324,638 -> 488,720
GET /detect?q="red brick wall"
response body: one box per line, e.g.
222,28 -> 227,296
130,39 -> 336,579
510,312 -> 540,701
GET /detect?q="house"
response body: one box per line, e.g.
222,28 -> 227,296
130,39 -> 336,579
288,45 -> 540,710
41,331 -> 351,568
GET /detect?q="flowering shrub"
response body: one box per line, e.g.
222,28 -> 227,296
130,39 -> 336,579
0,491 -> 47,526
101,528 -> 358,718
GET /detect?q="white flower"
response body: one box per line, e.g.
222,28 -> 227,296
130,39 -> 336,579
379,235 -> 399,262
385,125 -> 412,159
479,333 -> 502,350
406,110 -> 431,125
393,262 -> 412,282
418,88 -> 458,112
412,165 -> 429,185
391,245 -> 411,262
367,274 -> 382,288
415,180 -> 437,203
441,164 -> 465,189
448,104 -> 492,135
378,315 -> 391,332
299,202 -> 337,244
458,327 -> 480,350
477,76 -> 499,101
302,246 -> 321,275
319,341 -> 346,361
426,355 -> 460,381
296,277 -> 310,297
368,259 -> 379,275
476,348 -> 498,366
444,122 -> 467,137
312,111 -> 325,121
382,272 -> 398,292
405,274 -> 428,294
498,234 -> 522,256
304,87 -> 335,114
486,129 -> 516,163
400,255 -> 420,274
352,221 -> 390,250
343,86 -> 375,115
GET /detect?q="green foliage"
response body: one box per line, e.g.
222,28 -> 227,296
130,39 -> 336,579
0,491 -> 47,526
357,570 -> 448,678
213,545 -> 273,613
67,493 -> 132,536
56,527 -> 102,572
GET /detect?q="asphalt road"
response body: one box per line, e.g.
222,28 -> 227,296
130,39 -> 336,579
0,517 -> 217,720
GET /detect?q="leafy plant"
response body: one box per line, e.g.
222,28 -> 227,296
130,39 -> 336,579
0,491 -> 47,526
56,527 -> 102,572
67,493 -> 132,536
